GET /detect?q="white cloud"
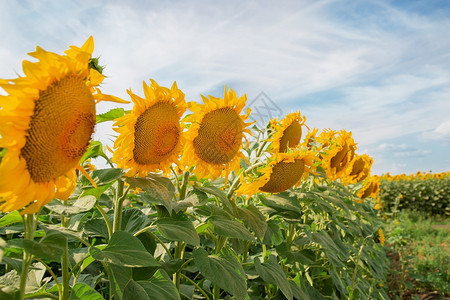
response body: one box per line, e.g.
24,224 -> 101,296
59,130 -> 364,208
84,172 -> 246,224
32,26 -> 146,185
421,120 -> 450,141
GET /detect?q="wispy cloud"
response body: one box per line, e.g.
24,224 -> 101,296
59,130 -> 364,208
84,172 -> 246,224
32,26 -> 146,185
1,0 -> 449,174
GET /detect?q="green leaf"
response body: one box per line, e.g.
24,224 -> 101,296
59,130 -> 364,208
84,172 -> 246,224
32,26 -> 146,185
123,280 -> 150,300
275,242 -> 316,266
289,279 -> 309,300
89,231 -> 159,267
121,208 -> 151,235
108,264 -> 132,299
157,217 -> 200,246
81,183 -> 114,200
254,256 -> 292,300
173,189 -> 208,213
263,219 -> 283,246
1,257 -> 22,272
259,193 -> 302,215
137,270 -> 181,300
23,231 -> 67,262
45,196 -> 96,216
127,176 -> 175,214
0,237 -> 5,263
196,186 -> 233,212
83,218 -> 111,239
0,211 -> 22,227
208,216 -> 254,241
80,168 -> 125,187
69,282 -> 104,300
69,248 -> 90,269
96,108 -> 125,123
41,224 -> 84,243
307,231 -> 348,267
237,205 -> 267,240
80,140 -> 109,163
193,248 -> 247,300
135,231 -> 157,255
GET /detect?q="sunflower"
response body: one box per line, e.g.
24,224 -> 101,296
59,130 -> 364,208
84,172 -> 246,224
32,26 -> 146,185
377,228 -> 385,246
182,87 -> 252,180
303,128 -> 319,150
318,130 -> 357,181
356,176 -> 380,202
112,79 -> 187,176
0,37 -> 125,214
268,111 -> 307,153
237,150 -> 315,196
341,153 -> 373,185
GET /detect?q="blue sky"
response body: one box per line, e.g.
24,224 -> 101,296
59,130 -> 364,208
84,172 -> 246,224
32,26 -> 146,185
1,0 -> 449,175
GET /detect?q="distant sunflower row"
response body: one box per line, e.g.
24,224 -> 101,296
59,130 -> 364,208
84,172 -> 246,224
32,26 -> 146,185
380,171 -> 450,181
0,37 -> 380,214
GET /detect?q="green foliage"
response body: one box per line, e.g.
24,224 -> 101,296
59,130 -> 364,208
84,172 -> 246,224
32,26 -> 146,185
380,177 -> 450,216
384,212 -> 449,298
0,145 -> 391,300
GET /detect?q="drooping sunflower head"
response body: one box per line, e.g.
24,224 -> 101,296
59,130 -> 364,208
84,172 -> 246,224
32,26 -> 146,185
302,128 -> 320,150
268,111 -> 307,153
0,37 -> 124,214
357,176 -> 380,202
237,150 -> 315,196
182,87 -> 252,180
112,79 -> 187,176
341,153 -> 373,185
319,130 -> 357,181
377,229 -> 385,246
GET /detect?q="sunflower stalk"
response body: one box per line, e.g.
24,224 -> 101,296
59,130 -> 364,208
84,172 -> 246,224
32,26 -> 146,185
227,162 -> 266,198
179,171 -> 190,200
19,214 -> 37,300
112,179 -> 130,232
95,202 -> 112,240
61,205 -> 70,300
173,241 -> 186,289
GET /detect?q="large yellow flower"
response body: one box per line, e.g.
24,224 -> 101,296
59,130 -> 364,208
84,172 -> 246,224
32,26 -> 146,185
237,150 -> 315,196
112,80 -> 187,176
357,176 -> 380,202
182,87 -> 252,180
0,37 -> 125,214
341,153 -> 373,185
319,130 -> 357,181
268,111 -> 307,153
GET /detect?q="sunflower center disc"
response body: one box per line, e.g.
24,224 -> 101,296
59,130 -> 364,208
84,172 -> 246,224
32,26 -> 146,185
20,75 -> 95,182
330,143 -> 349,169
193,107 -> 243,164
133,102 -> 180,165
350,157 -> 365,176
260,159 -> 305,193
279,121 -> 302,152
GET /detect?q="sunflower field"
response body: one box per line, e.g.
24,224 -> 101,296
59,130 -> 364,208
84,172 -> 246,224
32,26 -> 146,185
379,172 -> 450,216
0,38 -> 392,299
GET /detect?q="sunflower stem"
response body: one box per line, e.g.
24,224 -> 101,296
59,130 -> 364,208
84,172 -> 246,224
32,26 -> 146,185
60,208 -> 71,300
173,241 -> 185,289
180,273 -> 211,300
113,179 -> 129,233
61,238 -> 70,300
255,140 -> 268,158
227,162 -> 266,198
179,171 -> 190,200
95,202 -> 112,240
19,214 -> 37,300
